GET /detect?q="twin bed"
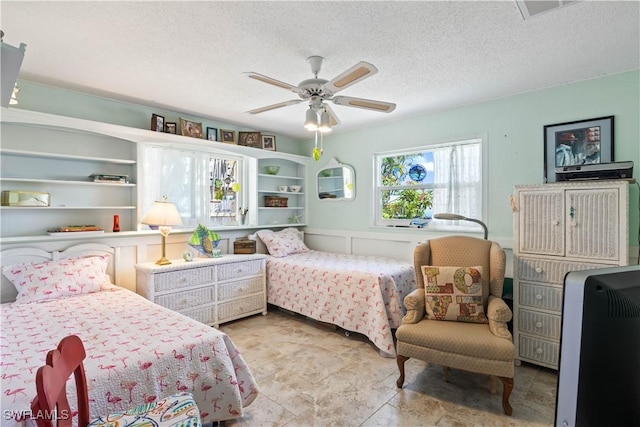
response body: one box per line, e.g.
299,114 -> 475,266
0,231 -> 416,425
0,243 -> 257,426
254,228 -> 417,357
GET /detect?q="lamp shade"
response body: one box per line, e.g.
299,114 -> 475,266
318,109 -> 332,133
304,107 -> 318,130
141,198 -> 182,226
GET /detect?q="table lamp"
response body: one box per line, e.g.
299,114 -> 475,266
433,213 -> 488,240
141,197 -> 183,265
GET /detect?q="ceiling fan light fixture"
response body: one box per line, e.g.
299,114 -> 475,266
318,109 -> 331,133
304,107 -> 318,131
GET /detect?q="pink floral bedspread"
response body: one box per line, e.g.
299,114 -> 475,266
266,250 -> 416,356
0,287 -> 257,425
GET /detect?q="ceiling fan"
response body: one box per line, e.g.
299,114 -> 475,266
244,56 -> 396,131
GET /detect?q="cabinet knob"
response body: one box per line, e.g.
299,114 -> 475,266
536,348 -> 543,354
535,294 -> 543,300
535,267 -> 543,274
570,221 -> 577,227
552,220 -> 559,226
535,321 -> 543,328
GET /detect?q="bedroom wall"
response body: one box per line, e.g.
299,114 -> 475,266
8,70 -> 640,262
303,70 -> 640,252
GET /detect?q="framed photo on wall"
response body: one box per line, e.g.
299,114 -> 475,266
165,122 -> 177,134
151,114 -> 164,132
220,129 -> 236,144
206,127 -> 218,141
543,116 -> 614,183
180,118 -> 204,139
261,135 -> 276,151
238,131 -> 261,148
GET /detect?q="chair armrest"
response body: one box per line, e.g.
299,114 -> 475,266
487,295 -> 512,339
401,288 -> 425,325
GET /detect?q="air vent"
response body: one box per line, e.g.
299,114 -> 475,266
515,0 -> 578,20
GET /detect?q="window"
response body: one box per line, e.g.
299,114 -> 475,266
374,138 -> 483,227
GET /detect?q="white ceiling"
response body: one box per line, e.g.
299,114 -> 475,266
2,1 -> 638,140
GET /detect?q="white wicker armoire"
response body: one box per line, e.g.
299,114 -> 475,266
512,180 -> 629,369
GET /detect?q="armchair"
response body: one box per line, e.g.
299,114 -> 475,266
395,235 -> 515,415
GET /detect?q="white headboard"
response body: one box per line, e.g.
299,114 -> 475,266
0,243 -> 117,304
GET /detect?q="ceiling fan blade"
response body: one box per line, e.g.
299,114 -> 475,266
323,104 -> 341,126
322,61 -> 378,94
246,99 -> 303,114
331,96 -> 396,113
243,72 -> 301,94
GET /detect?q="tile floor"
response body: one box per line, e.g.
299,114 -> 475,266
220,309 -> 558,427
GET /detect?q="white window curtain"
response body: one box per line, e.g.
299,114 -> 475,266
432,142 -> 482,219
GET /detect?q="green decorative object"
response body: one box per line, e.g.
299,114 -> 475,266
188,224 -> 221,257
263,166 -> 280,175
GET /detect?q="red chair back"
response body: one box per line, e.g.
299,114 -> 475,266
31,335 -> 90,427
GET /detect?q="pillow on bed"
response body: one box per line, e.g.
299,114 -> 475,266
422,265 -> 488,324
255,228 -> 309,257
2,255 -> 112,304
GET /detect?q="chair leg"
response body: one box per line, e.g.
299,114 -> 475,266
396,354 -> 409,388
498,376 -> 514,416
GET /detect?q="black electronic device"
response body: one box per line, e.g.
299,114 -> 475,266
555,161 -> 633,181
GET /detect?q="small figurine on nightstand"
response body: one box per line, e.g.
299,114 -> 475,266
182,250 -> 194,262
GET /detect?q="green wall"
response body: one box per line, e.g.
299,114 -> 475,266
10,70 -> 640,246
304,70 -> 640,244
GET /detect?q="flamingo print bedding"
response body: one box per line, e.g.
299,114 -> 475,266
0,286 -> 258,426
266,250 -> 416,357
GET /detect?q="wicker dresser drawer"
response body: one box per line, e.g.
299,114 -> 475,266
218,294 -> 265,323
518,334 -> 559,368
154,268 -> 213,292
136,255 -> 267,328
218,277 -> 264,302
518,309 -> 561,340
180,304 -> 217,325
155,286 -> 216,311
517,257 -> 604,285
519,282 -> 563,312
217,259 -> 263,281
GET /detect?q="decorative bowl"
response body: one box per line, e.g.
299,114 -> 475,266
264,166 -> 280,175
320,169 -> 334,177
289,185 -> 302,193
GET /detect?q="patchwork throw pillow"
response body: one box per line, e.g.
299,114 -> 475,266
2,255 -> 111,304
422,265 -> 488,323
255,228 -> 309,258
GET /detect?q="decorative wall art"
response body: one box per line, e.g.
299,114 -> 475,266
206,127 -> 218,141
165,122 -> 177,134
151,114 -> 164,132
238,131 -> 261,148
543,116 -> 614,182
261,135 -> 276,151
180,118 -> 204,139
220,129 -> 236,144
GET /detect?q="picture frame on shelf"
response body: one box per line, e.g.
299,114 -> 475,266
261,135 -> 276,151
206,127 -> 218,141
220,129 -> 236,144
151,114 -> 164,132
544,115 -> 614,183
180,118 -> 204,139
238,131 -> 261,148
165,122 -> 177,134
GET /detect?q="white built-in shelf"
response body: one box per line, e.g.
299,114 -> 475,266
258,190 -> 304,195
258,206 -> 304,210
0,148 -> 136,165
0,177 -> 136,187
258,173 -> 304,180
0,206 -> 136,210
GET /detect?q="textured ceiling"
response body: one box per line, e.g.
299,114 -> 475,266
1,1 -> 638,139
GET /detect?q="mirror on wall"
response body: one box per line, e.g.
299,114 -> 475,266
317,158 -> 355,201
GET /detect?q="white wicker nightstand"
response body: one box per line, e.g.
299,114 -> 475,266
135,254 -> 268,328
